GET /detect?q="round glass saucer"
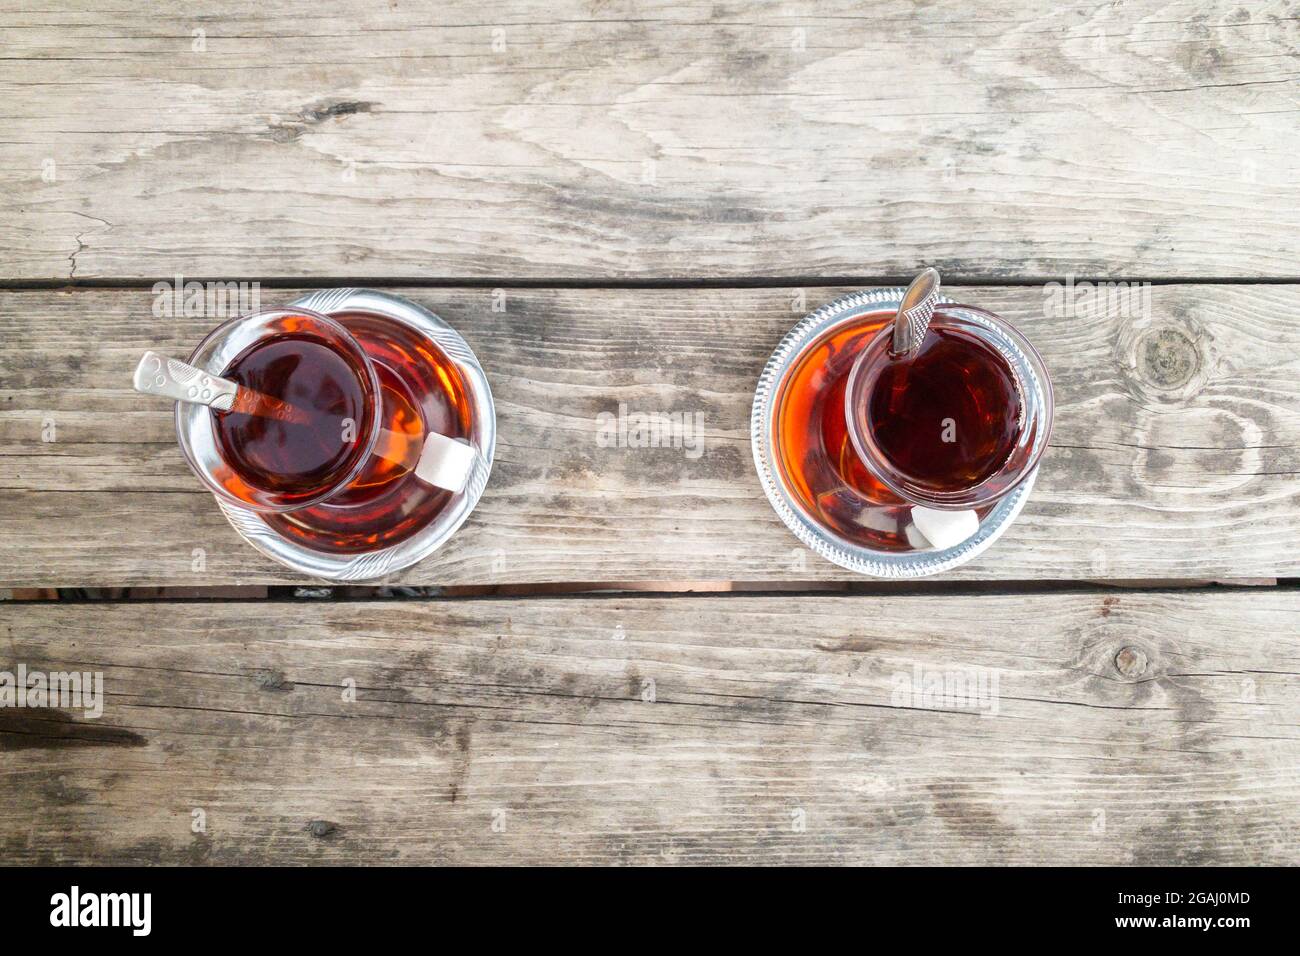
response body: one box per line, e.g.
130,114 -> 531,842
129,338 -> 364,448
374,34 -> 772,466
751,288 -> 1036,578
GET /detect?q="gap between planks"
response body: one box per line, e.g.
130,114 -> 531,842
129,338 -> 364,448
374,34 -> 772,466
1,578 -> 1292,605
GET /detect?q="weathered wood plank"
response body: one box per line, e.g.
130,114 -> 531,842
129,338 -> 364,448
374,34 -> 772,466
1,0 -> 1296,279
1,591 -> 1296,864
2,284 -> 1299,586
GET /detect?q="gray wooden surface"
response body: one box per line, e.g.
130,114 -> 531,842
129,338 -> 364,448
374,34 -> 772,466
1,0 -> 1298,867
0,0 -> 1296,280
3,592 -> 1297,865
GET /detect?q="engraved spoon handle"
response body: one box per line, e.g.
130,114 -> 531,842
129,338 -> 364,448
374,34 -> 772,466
132,351 -> 306,423
890,267 -> 941,356
133,351 -> 238,410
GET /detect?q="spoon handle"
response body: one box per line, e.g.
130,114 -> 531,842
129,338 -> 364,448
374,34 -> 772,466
133,351 -> 238,411
890,268 -> 942,356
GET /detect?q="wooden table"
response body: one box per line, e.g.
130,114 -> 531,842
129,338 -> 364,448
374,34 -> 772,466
2,0 -> 1298,865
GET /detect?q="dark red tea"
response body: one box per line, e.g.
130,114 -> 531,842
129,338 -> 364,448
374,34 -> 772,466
863,326 -> 1023,493
213,332 -> 375,505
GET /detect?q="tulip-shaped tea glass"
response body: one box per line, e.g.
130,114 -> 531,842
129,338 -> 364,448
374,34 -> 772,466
753,287 -> 1053,576
167,307 -> 477,518
133,291 -> 495,580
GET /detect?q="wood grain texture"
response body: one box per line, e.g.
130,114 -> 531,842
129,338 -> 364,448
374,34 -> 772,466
1,590 -> 1297,865
3,283 -> 1299,586
1,0 -> 1297,280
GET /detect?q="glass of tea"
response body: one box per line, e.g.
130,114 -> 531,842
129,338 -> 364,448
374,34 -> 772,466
843,304 -> 1052,510
176,307 -> 475,514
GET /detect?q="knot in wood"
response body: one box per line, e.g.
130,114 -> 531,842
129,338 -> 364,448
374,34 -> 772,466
306,820 -> 338,839
1114,645 -> 1149,678
1139,328 -> 1199,389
